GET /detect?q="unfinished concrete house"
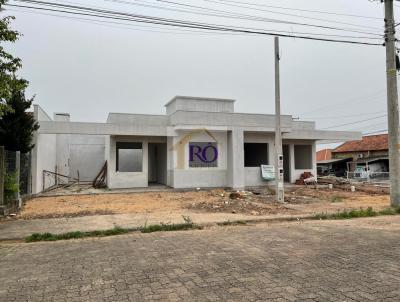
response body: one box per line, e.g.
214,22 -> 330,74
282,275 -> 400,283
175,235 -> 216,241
30,96 -> 361,194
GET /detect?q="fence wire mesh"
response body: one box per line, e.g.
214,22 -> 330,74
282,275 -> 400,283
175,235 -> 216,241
4,150 -> 31,197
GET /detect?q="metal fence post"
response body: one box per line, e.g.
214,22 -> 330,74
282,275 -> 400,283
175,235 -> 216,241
0,146 -> 4,208
15,151 -> 21,205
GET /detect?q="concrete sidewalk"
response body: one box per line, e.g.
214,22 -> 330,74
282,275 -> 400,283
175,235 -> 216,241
0,212 -> 307,240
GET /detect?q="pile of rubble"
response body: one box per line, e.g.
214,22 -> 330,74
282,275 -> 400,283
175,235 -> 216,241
187,189 -> 293,215
295,172 -> 317,185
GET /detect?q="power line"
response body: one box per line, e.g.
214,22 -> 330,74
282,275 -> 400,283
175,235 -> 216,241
150,0 -> 383,34
112,0 -> 381,34
322,114 -> 387,130
9,6 -> 379,40
13,0 -> 384,38
363,129 -> 388,135
301,110 -> 387,120
199,0 -> 382,30
208,0 -> 382,20
299,89 -> 386,116
6,1 -> 384,45
102,0 -> 383,40
5,7 -> 253,36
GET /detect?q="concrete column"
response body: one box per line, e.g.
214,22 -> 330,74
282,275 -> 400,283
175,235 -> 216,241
227,128 -> 245,189
0,146 -> 4,207
289,144 -> 295,183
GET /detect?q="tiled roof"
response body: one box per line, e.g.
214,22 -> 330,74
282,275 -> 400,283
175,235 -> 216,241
316,149 -> 332,161
333,134 -> 388,153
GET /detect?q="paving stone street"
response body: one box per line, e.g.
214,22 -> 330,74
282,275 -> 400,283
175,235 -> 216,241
1,216 -> 400,302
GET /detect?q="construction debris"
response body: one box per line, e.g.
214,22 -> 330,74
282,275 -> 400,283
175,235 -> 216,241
93,161 -> 107,188
295,172 -> 316,185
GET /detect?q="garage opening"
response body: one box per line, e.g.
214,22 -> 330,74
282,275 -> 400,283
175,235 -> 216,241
294,145 -> 312,169
244,143 -> 269,167
148,143 -> 167,185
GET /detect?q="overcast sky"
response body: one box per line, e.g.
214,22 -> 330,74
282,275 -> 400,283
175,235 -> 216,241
2,0 -> 394,148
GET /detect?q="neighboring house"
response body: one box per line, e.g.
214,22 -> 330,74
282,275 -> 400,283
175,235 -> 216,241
317,149 -> 332,162
30,96 -> 360,193
332,134 -> 389,179
316,148 -> 351,177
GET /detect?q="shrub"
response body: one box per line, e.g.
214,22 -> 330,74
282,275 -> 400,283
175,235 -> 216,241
4,172 -> 18,204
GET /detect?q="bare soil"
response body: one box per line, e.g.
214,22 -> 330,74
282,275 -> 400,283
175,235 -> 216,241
18,185 -> 390,220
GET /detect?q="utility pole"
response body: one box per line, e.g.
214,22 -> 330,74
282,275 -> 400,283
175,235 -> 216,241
274,37 -> 284,202
384,0 -> 400,207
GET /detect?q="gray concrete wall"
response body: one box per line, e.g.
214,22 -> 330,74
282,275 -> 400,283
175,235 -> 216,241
226,128 -> 245,189
243,132 -> 274,187
165,96 -> 235,115
56,134 -> 70,178
168,130 -> 228,189
31,105 -> 56,194
35,134 -> 57,193
244,167 -> 266,187
107,136 -> 166,189
107,113 -> 168,125
283,139 -> 317,183
69,135 -> 106,181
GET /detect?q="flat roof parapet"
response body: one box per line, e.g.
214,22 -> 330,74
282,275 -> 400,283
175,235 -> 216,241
165,96 -> 236,115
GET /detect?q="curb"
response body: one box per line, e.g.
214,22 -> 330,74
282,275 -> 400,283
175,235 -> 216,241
0,214 -> 317,243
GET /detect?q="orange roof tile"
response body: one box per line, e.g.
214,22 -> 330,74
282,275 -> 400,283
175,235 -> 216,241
333,134 -> 388,153
316,149 -> 332,161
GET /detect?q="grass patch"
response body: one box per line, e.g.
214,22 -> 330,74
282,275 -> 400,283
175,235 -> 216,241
378,207 -> 400,215
140,215 -> 202,233
140,223 -> 202,233
217,220 -> 247,226
314,207 -> 400,220
25,216 -> 203,242
330,195 -> 344,203
25,226 -> 131,242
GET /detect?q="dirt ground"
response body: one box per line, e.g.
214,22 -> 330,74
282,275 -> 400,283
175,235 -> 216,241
18,186 -> 390,220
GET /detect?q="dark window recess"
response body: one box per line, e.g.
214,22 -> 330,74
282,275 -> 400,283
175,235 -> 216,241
244,143 -> 269,167
294,145 -> 312,169
116,142 -> 143,172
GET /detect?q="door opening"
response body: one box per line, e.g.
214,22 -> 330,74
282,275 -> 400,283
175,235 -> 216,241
283,145 -> 290,182
148,143 -> 167,185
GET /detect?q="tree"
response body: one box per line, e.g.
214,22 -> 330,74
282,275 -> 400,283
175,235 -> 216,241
0,0 -> 25,117
0,84 -> 39,152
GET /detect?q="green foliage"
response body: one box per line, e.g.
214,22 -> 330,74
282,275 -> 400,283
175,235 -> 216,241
314,207 -> 400,220
4,171 -> 18,204
0,88 -> 39,152
0,0 -> 25,117
140,222 -> 202,233
378,207 -> 400,215
25,226 -> 131,242
140,216 -> 202,233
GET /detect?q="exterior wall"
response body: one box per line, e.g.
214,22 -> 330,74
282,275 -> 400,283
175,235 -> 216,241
285,140 -> 317,183
34,134 -> 57,193
169,130 -> 228,189
243,132 -> 274,187
107,136 -> 166,189
56,134 -> 70,177
332,150 -> 388,161
31,105 -> 56,194
69,135 -> 106,181
166,96 -> 235,115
